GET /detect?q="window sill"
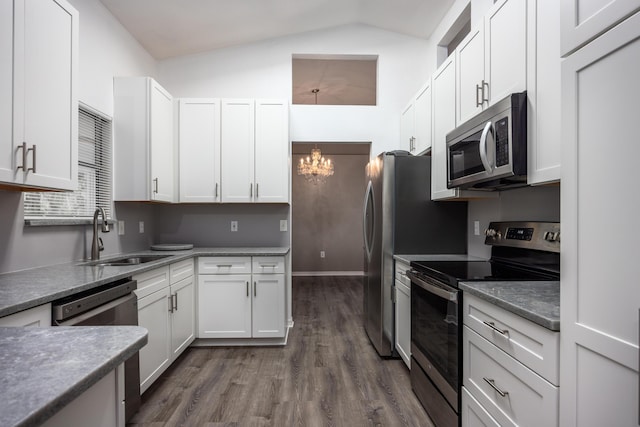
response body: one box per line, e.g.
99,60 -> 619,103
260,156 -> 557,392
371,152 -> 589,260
24,219 -> 116,227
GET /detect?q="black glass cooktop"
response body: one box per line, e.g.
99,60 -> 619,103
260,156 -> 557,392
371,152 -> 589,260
410,260 -> 559,288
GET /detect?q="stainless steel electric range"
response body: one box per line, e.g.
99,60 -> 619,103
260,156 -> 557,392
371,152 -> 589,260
407,221 -> 560,427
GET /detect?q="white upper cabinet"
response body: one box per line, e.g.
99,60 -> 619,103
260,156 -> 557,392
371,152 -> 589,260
560,0 -> 640,56
221,99 -> 289,203
221,99 -> 255,203
484,0 -> 527,107
456,0 -> 526,125
400,81 -> 432,154
114,77 -> 175,202
0,0 -> 78,191
254,99 -> 289,203
527,0 -> 562,185
178,98 -> 221,203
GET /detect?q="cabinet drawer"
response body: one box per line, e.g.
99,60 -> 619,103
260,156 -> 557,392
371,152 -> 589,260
461,386 -> 501,427
252,256 -> 285,274
198,257 -> 251,274
134,266 -> 170,299
463,293 -> 559,385
463,326 -> 559,427
170,258 -> 194,284
395,261 -> 411,286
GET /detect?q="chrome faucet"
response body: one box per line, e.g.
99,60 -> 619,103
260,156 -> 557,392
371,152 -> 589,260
91,207 -> 110,260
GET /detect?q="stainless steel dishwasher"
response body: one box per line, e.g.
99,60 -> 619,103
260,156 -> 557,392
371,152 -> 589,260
52,278 -> 141,422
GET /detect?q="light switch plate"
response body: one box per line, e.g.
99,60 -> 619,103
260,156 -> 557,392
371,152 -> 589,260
231,221 -> 238,232
280,220 -> 288,232
139,221 -> 144,233
474,221 -> 480,236
118,220 -> 125,236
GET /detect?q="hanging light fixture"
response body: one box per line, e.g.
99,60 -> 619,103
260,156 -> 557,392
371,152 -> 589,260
297,145 -> 334,184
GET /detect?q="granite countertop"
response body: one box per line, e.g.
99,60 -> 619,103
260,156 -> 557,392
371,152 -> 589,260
0,247 -> 289,317
394,254 -> 487,264
0,325 -> 148,427
459,281 -> 560,331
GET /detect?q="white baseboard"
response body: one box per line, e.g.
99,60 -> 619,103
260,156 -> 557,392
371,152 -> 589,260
292,271 -> 365,277
191,323 -> 292,347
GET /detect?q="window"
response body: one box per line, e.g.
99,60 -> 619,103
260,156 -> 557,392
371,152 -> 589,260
24,105 -> 113,221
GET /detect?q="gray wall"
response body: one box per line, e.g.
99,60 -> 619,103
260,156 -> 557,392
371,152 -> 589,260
152,204 -> 290,247
292,154 -> 369,274
466,185 -> 561,258
0,192 -> 156,273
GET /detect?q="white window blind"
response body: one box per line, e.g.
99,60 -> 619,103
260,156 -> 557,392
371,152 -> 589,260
24,105 -> 113,219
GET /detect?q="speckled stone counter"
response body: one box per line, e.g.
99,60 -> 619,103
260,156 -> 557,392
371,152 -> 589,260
459,281 -> 560,331
393,254 -> 487,264
0,325 -> 147,427
0,247 -> 289,317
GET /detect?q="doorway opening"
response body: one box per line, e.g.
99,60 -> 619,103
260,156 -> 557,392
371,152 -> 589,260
291,142 -> 371,276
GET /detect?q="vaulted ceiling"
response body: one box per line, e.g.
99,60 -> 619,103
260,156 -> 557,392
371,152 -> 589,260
98,0 -> 455,59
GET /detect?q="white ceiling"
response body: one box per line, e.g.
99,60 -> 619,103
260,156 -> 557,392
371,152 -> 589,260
98,0 -> 455,60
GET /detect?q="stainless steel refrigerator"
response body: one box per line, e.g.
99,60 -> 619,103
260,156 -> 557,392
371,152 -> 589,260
363,151 -> 467,357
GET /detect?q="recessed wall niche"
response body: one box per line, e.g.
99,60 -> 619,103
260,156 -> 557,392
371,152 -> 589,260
292,55 -> 378,106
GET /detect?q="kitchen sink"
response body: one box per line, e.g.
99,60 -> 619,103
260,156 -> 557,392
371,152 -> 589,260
83,254 -> 170,267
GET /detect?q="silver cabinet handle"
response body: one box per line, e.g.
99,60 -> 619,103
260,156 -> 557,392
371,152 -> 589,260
215,183 -> 219,199
260,264 -> 278,268
482,80 -> 489,104
483,378 -> 508,397
217,264 -> 232,268
482,321 -> 509,337
246,281 -> 249,297
153,178 -> 159,193
174,293 -> 178,311
250,183 -> 253,198
254,281 -> 257,297
27,145 -> 36,173
17,142 -> 27,172
168,295 -> 174,313
256,183 -> 259,198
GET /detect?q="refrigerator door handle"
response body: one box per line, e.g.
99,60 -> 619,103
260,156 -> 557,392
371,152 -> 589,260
363,180 -> 375,262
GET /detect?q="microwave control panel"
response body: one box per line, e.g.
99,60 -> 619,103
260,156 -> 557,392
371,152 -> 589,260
495,117 -> 509,167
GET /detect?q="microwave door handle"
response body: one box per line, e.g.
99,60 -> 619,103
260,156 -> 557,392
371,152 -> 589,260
479,121 -> 493,173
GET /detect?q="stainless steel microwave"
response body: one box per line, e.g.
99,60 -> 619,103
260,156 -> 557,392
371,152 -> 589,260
446,91 -> 527,190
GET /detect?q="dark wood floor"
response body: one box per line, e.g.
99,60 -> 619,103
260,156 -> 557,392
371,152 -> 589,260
128,276 -> 432,426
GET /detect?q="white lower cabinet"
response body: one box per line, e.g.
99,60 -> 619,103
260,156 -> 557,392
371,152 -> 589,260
462,294 -> 559,427
394,260 -> 411,369
0,303 -> 51,327
198,256 -> 286,340
134,259 -> 195,393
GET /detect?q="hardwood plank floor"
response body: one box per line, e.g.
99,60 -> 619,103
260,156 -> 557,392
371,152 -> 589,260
128,276 -> 433,426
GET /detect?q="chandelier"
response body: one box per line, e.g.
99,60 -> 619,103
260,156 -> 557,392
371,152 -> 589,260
297,146 -> 334,184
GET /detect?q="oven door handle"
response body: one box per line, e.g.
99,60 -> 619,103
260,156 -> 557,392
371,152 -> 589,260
407,271 -> 458,302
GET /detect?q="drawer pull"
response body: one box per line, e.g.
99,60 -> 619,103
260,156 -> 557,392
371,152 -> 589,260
217,264 -> 233,268
483,321 -> 509,337
260,264 -> 278,268
483,377 -> 508,397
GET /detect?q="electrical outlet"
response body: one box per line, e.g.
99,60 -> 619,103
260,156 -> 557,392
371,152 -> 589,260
280,220 -> 288,232
320,251 -> 325,258
118,220 -> 125,236
231,221 -> 238,232
474,221 -> 480,236
139,221 -> 144,233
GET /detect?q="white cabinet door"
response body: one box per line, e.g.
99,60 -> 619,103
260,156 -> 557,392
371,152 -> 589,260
198,274 -> 252,338
394,279 -> 411,369
560,11 -> 640,427
413,81 -> 432,154
0,303 -> 51,327
178,98 -> 221,203
252,274 -> 285,338
221,99 -> 255,203
170,276 -> 195,358
528,0 -> 562,185
137,287 -> 171,394
560,0 -> 640,56
484,0 -> 527,107
0,0 -> 14,183
254,99 -> 289,203
431,55 -> 459,201
149,80 -> 174,202
456,26 -> 485,125
400,101 -> 414,152
461,386 -> 501,427
4,0 -> 77,191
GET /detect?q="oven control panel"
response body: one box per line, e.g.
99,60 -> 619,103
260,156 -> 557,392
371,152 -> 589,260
484,221 -> 560,253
